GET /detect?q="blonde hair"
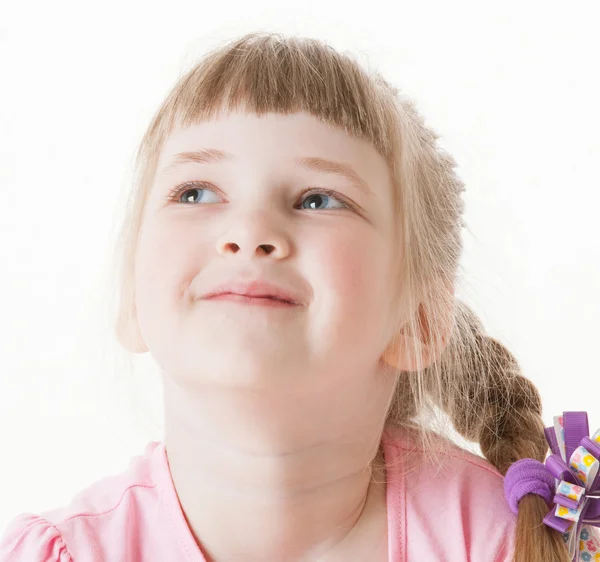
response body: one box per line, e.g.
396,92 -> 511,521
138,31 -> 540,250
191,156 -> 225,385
107,32 -> 569,561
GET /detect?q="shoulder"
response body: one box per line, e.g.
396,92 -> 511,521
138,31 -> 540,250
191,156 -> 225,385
0,513 -> 72,562
383,425 -> 516,562
0,442 -> 164,562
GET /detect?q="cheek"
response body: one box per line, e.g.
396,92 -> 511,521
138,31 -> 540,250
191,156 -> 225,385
308,227 -> 395,367
135,220 -> 205,306
313,227 -> 391,316
320,242 -> 365,298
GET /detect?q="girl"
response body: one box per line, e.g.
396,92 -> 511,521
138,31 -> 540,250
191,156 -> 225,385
1,31 -> 596,562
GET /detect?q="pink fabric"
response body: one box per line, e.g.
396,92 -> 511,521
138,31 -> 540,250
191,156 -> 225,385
0,425 -> 516,561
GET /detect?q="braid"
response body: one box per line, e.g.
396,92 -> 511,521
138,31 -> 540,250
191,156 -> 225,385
433,301 -> 571,562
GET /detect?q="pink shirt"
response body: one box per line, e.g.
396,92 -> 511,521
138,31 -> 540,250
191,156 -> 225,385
0,425 -> 517,561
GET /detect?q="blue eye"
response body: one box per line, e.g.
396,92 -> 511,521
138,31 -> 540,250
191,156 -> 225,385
166,182 -> 220,204
299,191 -> 348,210
165,181 -> 355,211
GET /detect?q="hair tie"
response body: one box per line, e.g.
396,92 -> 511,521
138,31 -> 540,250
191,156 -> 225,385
503,411 -> 600,562
504,458 -> 555,513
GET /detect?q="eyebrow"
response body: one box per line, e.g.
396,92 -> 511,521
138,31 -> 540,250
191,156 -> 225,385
158,149 -> 374,197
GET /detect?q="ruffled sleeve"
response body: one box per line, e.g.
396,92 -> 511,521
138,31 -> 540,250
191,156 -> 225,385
0,513 -> 72,562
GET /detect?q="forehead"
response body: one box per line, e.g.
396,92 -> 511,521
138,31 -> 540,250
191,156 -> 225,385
156,111 -> 391,192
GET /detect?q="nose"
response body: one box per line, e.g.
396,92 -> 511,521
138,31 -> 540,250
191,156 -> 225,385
215,210 -> 291,259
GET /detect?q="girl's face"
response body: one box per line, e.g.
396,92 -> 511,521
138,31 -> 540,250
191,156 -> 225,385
134,109 -> 400,393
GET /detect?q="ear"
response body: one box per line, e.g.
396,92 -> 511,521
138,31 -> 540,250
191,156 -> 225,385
381,294 -> 454,372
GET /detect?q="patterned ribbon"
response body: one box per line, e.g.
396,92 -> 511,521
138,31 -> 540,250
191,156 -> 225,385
542,412 -> 600,561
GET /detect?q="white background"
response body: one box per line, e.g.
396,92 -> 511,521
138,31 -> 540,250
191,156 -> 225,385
1,0 -> 599,533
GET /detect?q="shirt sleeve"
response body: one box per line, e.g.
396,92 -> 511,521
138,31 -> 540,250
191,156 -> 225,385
0,513 -> 72,562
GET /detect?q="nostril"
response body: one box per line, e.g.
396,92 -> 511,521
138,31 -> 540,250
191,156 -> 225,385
259,244 -> 275,254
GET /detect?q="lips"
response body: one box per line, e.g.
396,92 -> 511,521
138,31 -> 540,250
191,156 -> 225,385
202,279 -> 302,305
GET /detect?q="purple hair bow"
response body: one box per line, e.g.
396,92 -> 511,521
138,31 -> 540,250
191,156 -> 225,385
504,411 -> 600,562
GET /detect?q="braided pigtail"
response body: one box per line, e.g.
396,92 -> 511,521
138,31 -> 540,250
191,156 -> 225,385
432,300 -> 571,562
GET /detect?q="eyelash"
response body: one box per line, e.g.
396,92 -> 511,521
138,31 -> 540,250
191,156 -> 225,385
164,181 -> 357,211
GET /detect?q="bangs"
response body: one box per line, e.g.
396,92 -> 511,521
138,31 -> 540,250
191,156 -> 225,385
155,32 -> 395,160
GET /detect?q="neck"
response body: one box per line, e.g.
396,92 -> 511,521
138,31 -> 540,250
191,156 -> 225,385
162,372 -> 394,562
